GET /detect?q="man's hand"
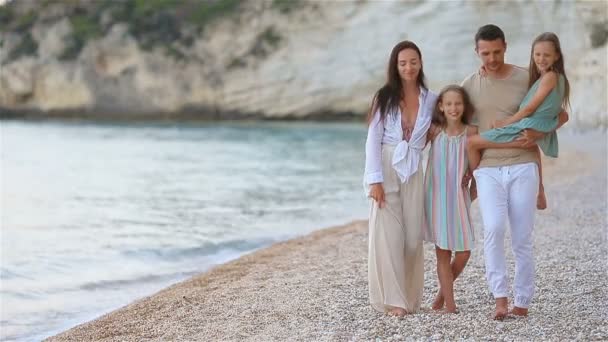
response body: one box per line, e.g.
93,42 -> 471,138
492,119 -> 511,129
516,129 -> 544,148
515,111 -> 567,148
557,110 -> 569,129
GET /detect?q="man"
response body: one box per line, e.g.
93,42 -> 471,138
461,24 -> 568,320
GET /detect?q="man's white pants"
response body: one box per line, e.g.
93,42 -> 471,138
473,162 -> 539,308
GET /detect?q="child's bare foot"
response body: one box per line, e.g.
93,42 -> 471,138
493,298 -> 508,320
435,308 -> 458,314
387,307 -> 407,317
510,306 -> 529,317
444,305 -> 458,314
431,292 -> 444,310
537,189 -> 547,210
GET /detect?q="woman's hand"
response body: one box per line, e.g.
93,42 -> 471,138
369,183 -> 385,208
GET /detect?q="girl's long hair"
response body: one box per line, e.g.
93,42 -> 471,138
431,85 -> 475,128
528,32 -> 571,109
367,41 -> 427,123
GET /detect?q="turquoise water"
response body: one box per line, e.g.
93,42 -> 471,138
0,120 -> 369,341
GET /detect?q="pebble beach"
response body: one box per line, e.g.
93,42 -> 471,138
47,132 -> 607,341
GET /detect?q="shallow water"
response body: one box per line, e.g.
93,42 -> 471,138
0,120 -> 370,341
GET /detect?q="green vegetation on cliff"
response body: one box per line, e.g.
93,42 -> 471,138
1,0 -> 301,62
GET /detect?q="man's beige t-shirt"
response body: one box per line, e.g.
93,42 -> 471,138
461,65 -> 537,168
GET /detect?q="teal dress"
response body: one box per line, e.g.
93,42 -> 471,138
481,74 -> 564,157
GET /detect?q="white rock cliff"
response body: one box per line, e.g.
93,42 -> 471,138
0,0 -> 606,127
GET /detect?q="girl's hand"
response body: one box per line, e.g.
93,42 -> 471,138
470,185 -> 478,202
478,65 -> 488,77
369,183 -> 386,208
462,171 -> 472,188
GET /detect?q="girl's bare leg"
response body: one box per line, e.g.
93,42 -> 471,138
535,146 -> 547,210
467,135 -> 530,170
434,248 -> 456,312
432,251 -> 471,310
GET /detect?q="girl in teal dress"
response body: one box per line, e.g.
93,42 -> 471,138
467,32 -> 571,209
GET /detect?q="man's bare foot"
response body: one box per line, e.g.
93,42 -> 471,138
537,190 -> 547,210
387,307 -> 407,317
510,306 -> 529,317
431,292 -> 444,310
493,298 -> 508,320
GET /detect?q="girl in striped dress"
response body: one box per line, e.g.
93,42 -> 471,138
424,85 -> 477,313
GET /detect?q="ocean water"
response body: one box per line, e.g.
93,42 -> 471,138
0,120 -> 370,341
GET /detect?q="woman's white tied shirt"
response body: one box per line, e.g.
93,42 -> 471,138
364,87 -> 437,196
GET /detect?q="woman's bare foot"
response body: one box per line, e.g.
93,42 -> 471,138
387,307 -> 408,317
431,292 -> 444,310
510,306 -> 529,317
537,189 -> 547,210
493,298 -> 508,320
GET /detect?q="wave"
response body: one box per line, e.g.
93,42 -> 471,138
120,237 -> 276,262
78,270 -> 200,291
0,268 -> 35,281
79,237 -> 277,291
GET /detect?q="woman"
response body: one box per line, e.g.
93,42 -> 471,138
364,41 -> 437,316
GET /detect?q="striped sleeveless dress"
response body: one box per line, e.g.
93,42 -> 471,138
423,127 -> 474,251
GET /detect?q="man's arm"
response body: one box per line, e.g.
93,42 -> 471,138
516,110 -> 569,148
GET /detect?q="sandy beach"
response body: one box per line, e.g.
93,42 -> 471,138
47,132 -> 607,341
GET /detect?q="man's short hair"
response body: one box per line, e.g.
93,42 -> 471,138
475,24 -> 506,45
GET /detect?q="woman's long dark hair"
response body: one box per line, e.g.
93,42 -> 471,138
368,41 -> 427,123
431,85 -> 475,128
528,32 -> 571,109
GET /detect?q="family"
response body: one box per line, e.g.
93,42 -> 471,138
364,24 -> 570,320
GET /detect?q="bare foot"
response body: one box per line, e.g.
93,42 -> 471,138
510,306 -> 529,317
387,308 -> 407,317
493,298 -> 508,320
443,305 -> 458,314
431,292 -> 444,310
537,190 -> 547,210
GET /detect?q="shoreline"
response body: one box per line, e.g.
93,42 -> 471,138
0,107 -> 366,123
46,220 -> 371,341
47,134 -> 607,341
2,116 -> 607,135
